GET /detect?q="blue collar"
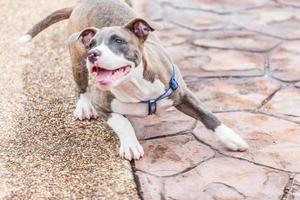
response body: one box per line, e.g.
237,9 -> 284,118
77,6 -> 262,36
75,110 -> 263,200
141,65 -> 179,115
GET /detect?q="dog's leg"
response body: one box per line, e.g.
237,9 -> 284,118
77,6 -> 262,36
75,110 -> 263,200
176,89 -> 248,151
73,89 -> 98,120
107,113 -> 144,160
70,47 -> 97,120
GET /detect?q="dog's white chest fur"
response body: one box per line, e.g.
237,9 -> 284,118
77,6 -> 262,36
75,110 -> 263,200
109,64 -> 173,117
111,66 -> 165,103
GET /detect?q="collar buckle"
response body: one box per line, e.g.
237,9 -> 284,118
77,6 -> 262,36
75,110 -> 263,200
148,100 -> 157,115
169,77 -> 178,91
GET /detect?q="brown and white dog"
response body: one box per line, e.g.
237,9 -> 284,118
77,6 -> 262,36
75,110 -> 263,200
19,0 -> 248,160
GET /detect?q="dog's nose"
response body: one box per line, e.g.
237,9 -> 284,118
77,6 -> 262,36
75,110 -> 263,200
87,49 -> 101,63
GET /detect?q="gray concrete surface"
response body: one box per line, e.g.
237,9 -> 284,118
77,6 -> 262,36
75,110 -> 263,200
0,0 -> 139,199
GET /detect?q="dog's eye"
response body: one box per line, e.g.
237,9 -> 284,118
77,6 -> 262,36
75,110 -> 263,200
87,40 -> 96,49
114,38 -> 126,44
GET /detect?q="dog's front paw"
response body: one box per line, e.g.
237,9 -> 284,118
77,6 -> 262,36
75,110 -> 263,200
73,93 -> 98,120
215,124 -> 249,151
119,139 -> 144,161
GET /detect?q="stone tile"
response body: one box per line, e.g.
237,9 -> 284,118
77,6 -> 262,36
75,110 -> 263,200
136,172 -> 164,200
194,112 -> 300,172
229,6 -> 300,40
295,174 -> 300,185
270,41 -> 300,82
293,185 -> 300,200
158,0 -> 270,13
193,30 -> 281,52
134,108 -> 196,140
133,0 -> 300,199
165,6 -> 224,31
164,157 -> 289,200
292,175 -> 300,200
167,44 -> 265,78
156,22 -> 192,47
277,0 -> 300,7
263,88 -> 300,122
187,77 -> 281,111
135,134 -> 215,176
133,0 -> 163,21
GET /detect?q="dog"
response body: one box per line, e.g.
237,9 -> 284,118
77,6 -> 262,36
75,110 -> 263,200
19,0 -> 249,161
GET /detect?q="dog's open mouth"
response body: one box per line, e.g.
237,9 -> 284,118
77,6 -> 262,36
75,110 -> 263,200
92,65 -> 131,85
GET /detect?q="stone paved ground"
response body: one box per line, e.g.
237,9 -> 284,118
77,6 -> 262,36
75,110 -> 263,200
1,0 -> 300,199
132,0 -> 300,199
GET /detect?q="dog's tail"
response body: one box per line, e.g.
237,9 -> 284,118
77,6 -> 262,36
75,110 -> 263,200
18,7 -> 73,44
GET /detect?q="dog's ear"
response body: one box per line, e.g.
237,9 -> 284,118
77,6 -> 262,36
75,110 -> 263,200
68,27 -> 99,47
124,18 -> 158,41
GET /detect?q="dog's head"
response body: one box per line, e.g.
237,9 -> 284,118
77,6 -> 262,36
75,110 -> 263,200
69,18 -> 156,90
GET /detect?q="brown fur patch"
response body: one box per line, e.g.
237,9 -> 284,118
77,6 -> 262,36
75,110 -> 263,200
28,7 -> 73,38
142,56 -> 156,82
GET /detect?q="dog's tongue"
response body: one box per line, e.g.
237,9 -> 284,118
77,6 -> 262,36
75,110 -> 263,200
96,70 -> 113,84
